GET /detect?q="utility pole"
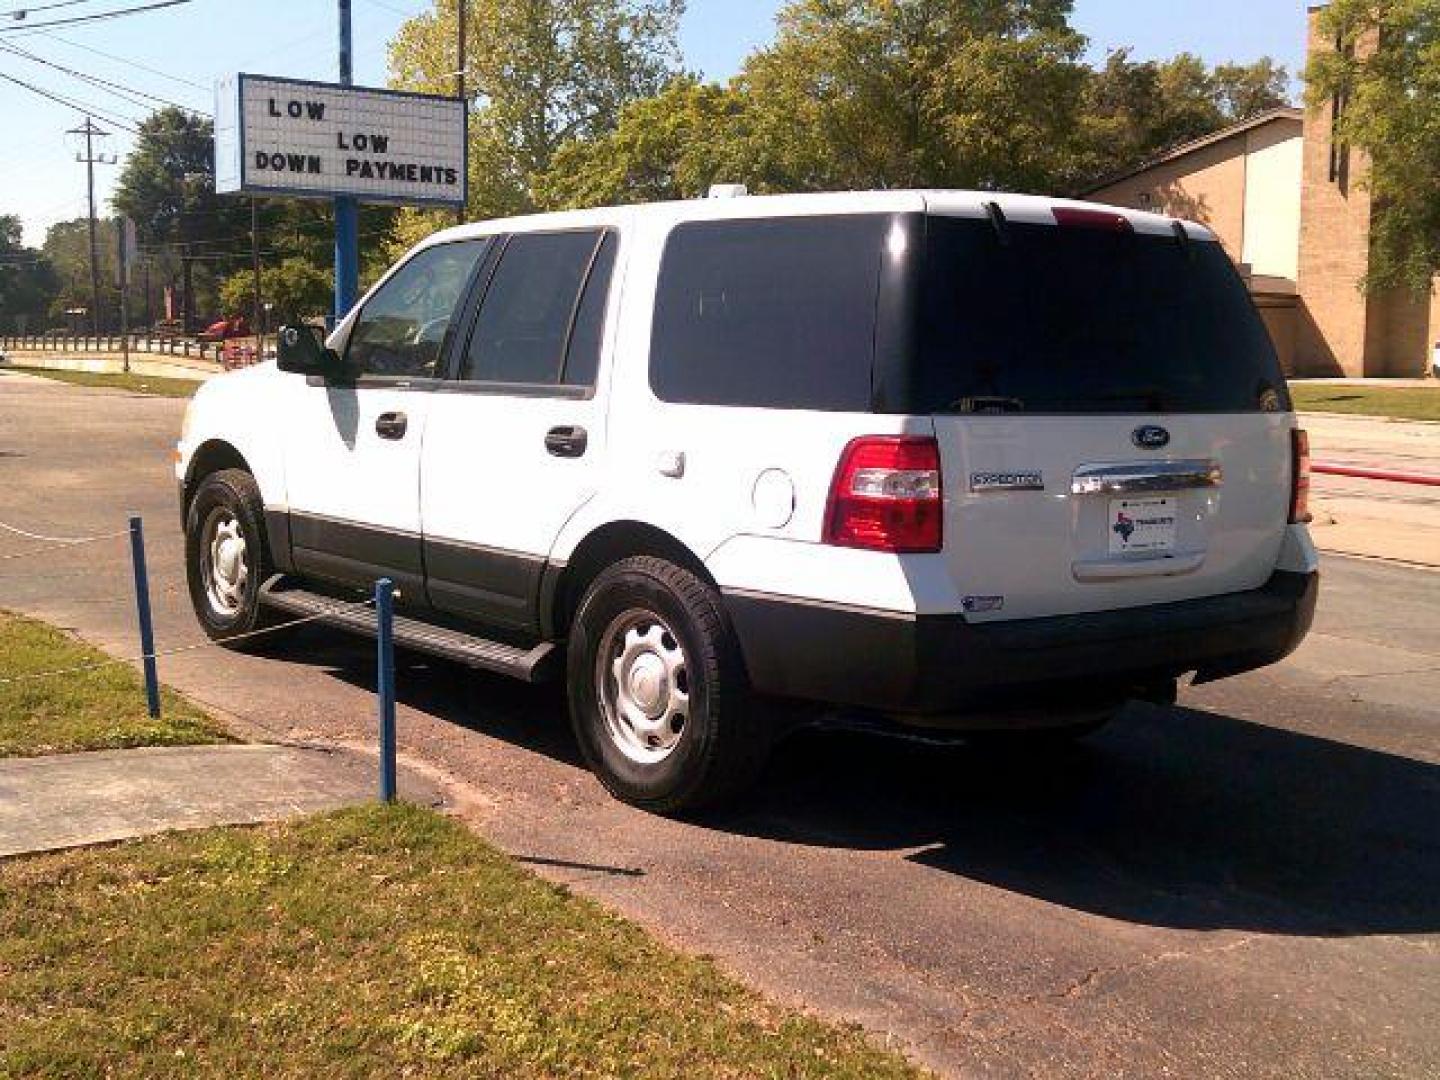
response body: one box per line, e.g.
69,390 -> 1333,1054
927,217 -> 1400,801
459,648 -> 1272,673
68,117 -> 116,337
455,0 -> 466,226
333,0 -> 359,324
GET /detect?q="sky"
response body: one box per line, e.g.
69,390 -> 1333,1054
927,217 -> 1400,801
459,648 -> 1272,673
1,0 -> 1310,247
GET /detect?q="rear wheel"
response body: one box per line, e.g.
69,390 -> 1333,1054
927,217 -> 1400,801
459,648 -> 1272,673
184,468 -> 278,645
566,556 -> 770,814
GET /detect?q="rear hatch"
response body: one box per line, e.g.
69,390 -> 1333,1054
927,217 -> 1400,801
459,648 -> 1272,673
915,207 -> 1295,622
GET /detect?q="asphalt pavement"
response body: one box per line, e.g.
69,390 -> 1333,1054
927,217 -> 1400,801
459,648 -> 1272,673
1,369 -> 1436,1079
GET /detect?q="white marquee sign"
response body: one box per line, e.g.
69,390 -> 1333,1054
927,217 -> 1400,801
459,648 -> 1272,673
215,74 -> 466,207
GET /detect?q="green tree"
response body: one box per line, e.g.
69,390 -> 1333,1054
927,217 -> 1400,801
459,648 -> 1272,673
219,257 -> 332,324
1305,0 -> 1440,295
112,107 -> 247,331
537,78 -> 755,207
388,0 -> 684,219
1082,50 -> 1291,183
1212,57 -> 1292,119
41,218 -> 125,331
734,0 -> 1093,194
0,215 -> 59,334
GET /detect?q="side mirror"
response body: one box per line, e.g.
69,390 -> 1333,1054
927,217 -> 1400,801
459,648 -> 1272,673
276,324 -> 341,377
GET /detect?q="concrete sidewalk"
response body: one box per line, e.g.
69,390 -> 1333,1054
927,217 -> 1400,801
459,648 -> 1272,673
1303,412 -> 1440,568
1,351 -> 220,382
0,744 -> 442,858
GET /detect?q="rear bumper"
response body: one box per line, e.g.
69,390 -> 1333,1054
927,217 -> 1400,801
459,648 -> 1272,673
723,570 -> 1318,721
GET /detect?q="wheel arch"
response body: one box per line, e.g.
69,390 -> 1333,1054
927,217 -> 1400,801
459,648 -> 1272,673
182,440 -> 254,522
544,520 -> 716,639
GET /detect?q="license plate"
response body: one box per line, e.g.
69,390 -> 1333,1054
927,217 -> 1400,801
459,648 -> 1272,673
1108,497 -> 1177,554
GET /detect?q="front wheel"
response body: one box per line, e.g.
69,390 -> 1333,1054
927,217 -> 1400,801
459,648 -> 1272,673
184,468 -> 278,645
566,556 -> 770,814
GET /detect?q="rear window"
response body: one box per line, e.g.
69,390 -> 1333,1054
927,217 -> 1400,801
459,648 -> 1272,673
913,216 -> 1289,414
650,215 -> 886,411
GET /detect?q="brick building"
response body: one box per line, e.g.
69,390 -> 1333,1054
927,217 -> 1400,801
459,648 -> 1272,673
1087,5 -> 1438,378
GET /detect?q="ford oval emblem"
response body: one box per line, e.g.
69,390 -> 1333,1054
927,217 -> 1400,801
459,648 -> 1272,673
1132,425 -> 1170,449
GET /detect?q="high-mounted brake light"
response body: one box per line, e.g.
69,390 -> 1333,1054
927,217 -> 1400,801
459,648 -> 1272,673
823,436 -> 942,553
1290,429 -> 1312,524
1053,207 -> 1133,232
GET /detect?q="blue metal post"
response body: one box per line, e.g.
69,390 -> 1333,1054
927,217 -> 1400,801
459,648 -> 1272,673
128,514 -> 160,719
376,577 -> 397,803
334,0 -> 359,323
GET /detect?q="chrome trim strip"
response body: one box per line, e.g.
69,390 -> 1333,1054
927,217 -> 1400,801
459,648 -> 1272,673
1071,459 -> 1222,496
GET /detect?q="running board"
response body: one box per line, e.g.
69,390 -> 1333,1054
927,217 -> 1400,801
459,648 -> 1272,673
258,577 -> 558,683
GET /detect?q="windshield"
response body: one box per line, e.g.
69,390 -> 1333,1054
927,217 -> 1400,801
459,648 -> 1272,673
912,215 -> 1290,414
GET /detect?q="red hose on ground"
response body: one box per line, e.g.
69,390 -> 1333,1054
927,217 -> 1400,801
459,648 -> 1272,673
1312,462 -> 1440,487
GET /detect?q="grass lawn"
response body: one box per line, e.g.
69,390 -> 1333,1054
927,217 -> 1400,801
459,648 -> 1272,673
1290,383 -> 1440,422
0,611 -> 227,757
12,365 -> 201,398
0,804 -> 923,1078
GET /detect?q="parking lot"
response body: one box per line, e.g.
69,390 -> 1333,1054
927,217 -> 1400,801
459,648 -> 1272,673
2,368 -> 1437,1078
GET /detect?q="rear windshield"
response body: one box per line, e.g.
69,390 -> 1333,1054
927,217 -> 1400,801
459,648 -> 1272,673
913,216 -> 1290,414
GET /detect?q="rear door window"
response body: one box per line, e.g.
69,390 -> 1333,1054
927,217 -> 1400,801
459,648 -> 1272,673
461,230 -> 607,387
913,216 -> 1289,414
650,215 -> 887,411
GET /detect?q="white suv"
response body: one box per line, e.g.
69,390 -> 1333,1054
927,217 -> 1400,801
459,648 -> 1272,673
176,190 -> 1319,812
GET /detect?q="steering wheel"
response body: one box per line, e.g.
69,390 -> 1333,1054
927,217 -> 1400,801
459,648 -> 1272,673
408,315 -> 450,346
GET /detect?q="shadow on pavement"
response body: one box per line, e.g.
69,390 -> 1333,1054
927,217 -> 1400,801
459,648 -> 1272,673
286,627 -> 1440,939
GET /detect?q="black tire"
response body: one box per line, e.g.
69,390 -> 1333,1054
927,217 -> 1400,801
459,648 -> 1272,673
184,468 -> 279,646
566,555 -> 770,814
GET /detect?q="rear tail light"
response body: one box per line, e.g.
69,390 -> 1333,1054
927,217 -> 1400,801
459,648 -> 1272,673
823,436 -> 942,553
1290,429 -> 1312,524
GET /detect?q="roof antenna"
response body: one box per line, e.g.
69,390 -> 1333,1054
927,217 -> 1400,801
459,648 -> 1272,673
984,201 -> 1011,246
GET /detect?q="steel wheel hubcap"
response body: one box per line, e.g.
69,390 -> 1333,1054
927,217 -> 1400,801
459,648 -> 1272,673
202,510 -> 249,617
596,609 -> 690,764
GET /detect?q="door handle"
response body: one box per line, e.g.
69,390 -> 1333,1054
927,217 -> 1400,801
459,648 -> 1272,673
544,425 -> 587,458
375,411 -> 408,440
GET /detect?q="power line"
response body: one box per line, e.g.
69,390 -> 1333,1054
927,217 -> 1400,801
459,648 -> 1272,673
0,38 -> 209,115
0,0 -> 190,34
1,0 -> 98,17
35,30 -> 208,91
0,68 -> 140,130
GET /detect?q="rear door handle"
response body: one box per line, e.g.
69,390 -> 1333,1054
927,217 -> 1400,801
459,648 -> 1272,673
544,425 -> 587,458
375,411 -> 408,440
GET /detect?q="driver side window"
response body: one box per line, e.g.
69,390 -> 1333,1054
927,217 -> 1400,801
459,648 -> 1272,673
345,239 -> 487,379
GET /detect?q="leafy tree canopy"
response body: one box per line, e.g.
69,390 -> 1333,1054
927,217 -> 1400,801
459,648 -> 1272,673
0,214 -> 59,333
534,0 -> 1292,209
111,108 -> 243,251
1084,50 -> 1291,182
389,0 -> 684,218
219,256 -> 333,323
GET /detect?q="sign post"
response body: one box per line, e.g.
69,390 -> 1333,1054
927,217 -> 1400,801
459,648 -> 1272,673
335,0 -> 358,325
114,217 -> 136,373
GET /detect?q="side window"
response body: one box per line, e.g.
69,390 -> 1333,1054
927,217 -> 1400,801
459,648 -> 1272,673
649,216 -> 886,410
346,239 -> 486,379
461,230 -> 607,387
